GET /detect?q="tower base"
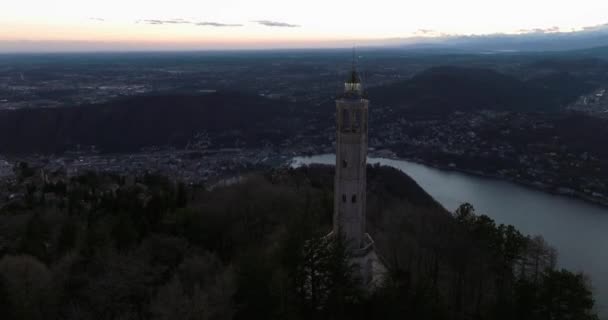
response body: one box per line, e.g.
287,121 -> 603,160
326,232 -> 388,292
351,233 -> 388,291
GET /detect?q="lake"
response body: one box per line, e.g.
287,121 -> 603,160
293,154 -> 608,317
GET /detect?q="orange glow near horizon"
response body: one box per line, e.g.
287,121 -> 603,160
2,0 -> 608,51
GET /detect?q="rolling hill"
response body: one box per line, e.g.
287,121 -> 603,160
0,92 -> 302,154
367,66 -> 596,113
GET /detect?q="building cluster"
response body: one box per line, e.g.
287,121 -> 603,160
369,109 -> 608,204
0,54 -> 421,110
568,87 -> 608,118
271,100 -> 608,206
9,148 -> 289,182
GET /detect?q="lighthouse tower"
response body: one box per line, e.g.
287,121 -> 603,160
333,60 -> 386,287
334,66 -> 368,248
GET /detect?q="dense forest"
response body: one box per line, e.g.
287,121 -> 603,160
0,164 -> 598,319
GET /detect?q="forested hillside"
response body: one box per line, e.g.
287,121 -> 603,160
367,66 -> 596,114
0,92 -> 304,154
0,164 -> 597,319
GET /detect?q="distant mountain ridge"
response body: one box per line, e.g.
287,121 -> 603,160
386,22 -> 608,53
368,66 -> 596,113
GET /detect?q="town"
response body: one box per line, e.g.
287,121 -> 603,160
2,50 -> 608,209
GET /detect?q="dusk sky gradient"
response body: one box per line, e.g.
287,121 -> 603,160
2,0 -> 608,51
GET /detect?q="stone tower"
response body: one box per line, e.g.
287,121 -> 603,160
334,67 -> 368,248
333,61 -> 386,288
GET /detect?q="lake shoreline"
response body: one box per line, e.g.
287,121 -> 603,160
296,150 -> 608,209
293,153 -> 608,318
392,157 -> 608,209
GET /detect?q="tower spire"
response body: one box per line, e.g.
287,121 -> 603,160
352,46 -> 356,73
345,47 -> 362,94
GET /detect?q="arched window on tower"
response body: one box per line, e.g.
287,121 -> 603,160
342,194 -> 347,203
352,195 -> 357,203
341,108 -> 350,132
342,159 -> 348,168
352,110 -> 360,131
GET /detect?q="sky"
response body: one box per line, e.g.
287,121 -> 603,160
2,0 -> 608,51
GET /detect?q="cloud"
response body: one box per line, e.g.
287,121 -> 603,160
136,18 -> 298,28
136,19 -> 242,27
195,22 -> 243,27
583,22 -> 608,31
137,19 -> 192,25
518,26 -> 560,34
254,20 -> 300,28
414,29 -> 440,36
89,17 -> 105,22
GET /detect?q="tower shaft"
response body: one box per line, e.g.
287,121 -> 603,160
334,79 -> 368,249
331,62 -> 386,289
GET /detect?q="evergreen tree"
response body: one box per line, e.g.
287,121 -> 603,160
536,269 -> 598,320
